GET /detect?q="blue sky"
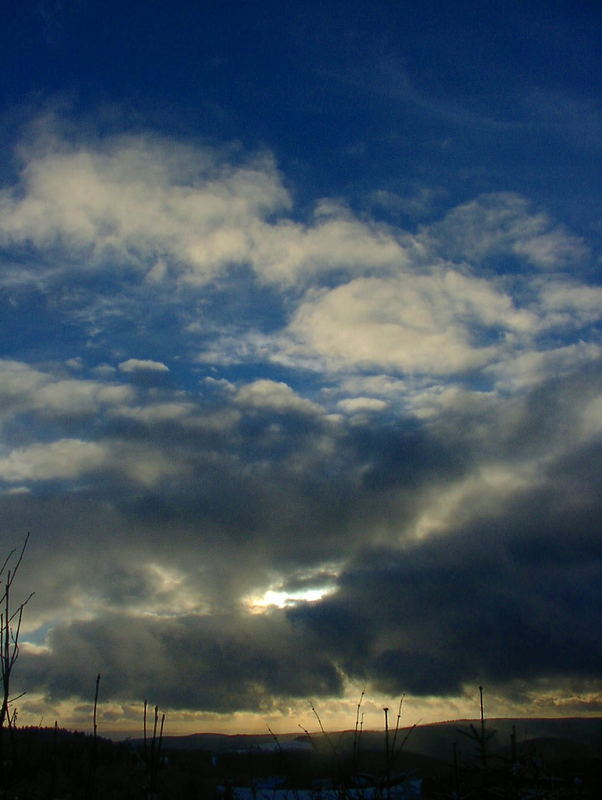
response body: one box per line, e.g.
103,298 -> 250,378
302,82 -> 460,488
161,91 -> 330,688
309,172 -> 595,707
1,0 -> 601,735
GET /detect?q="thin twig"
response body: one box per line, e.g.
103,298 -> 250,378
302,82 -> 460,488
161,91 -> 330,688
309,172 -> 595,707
352,688 -> 365,773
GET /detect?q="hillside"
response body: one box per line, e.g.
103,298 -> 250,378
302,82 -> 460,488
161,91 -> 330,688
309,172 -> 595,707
153,716 -> 602,760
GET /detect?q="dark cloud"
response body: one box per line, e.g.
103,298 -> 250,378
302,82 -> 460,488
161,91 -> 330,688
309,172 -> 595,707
8,377 -> 599,713
353,422 -> 471,492
1,314 -> 600,716
292,439 -> 602,697
18,611 -> 343,713
16,428 -> 601,711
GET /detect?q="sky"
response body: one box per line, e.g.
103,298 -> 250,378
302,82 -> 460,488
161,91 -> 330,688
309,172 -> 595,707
0,0 -> 601,737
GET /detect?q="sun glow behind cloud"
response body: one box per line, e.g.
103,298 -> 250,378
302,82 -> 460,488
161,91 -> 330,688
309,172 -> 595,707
243,584 -> 338,614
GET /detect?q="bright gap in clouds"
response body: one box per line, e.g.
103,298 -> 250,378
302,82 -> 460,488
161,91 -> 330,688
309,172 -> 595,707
243,583 -> 338,613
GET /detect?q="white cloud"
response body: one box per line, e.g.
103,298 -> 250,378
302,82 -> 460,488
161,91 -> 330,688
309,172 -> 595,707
0,436 -> 190,488
91,364 -> 117,376
235,380 -> 323,416
535,279 -> 602,329
401,384 -> 494,420
118,358 -> 169,373
0,360 -> 45,403
335,375 -> 409,398
1,127 -> 599,405
0,439 -> 108,482
0,128 -> 409,290
248,213 -> 407,286
426,192 -> 589,270
488,342 -> 602,391
281,270 -> 534,375
195,331 -> 281,367
0,360 -> 135,420
34,379 -> 134,414
112,401 -> 193,423
337,397 -> 389,413
0,131 -> 290,284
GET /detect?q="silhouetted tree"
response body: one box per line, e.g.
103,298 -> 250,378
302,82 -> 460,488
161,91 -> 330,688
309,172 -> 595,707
0,533 -> 34,788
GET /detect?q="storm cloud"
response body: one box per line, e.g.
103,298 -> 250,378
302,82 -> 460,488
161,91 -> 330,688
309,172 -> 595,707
5,353 -> 601,716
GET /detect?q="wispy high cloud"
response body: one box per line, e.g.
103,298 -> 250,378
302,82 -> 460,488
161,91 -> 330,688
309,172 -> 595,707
425,193 -> 590,270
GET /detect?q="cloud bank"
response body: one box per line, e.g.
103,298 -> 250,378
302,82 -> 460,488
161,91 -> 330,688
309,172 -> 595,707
1,121 -> 600,728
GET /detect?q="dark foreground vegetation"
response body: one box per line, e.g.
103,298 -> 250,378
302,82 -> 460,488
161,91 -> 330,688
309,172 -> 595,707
0,716 -> 601,799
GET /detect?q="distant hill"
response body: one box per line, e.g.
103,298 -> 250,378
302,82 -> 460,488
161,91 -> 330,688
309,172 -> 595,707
130,731 -> 310,752
371,717 -> 602,762
150,717 -> 602,763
